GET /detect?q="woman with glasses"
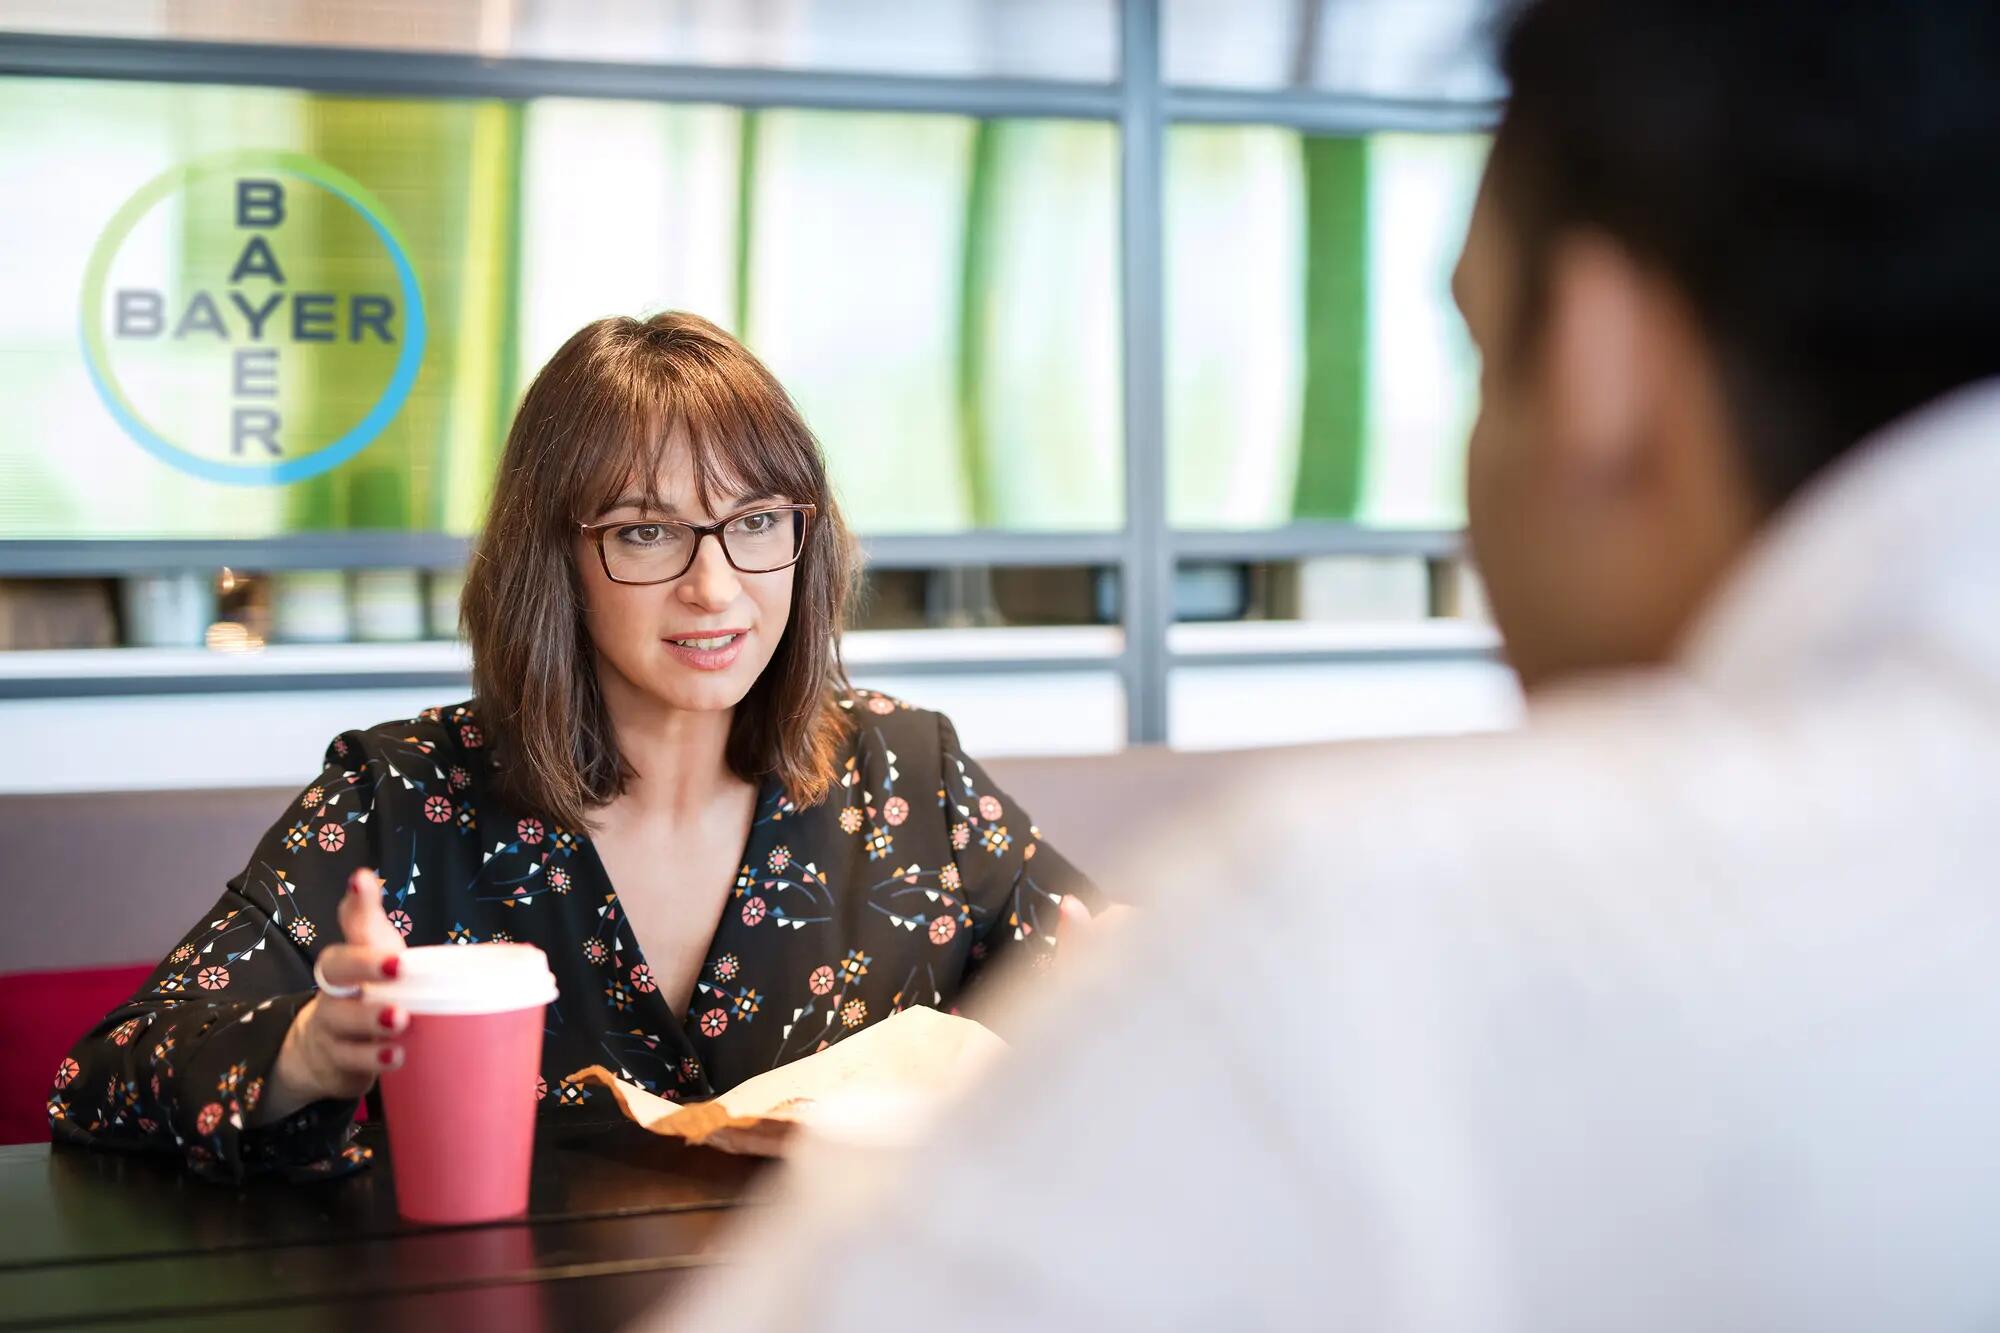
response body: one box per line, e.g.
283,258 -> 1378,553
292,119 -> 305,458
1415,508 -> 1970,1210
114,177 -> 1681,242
48,313 -> 1100,1182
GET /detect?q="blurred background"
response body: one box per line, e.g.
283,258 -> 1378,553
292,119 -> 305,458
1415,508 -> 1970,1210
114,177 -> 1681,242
0,0 -> 1515,795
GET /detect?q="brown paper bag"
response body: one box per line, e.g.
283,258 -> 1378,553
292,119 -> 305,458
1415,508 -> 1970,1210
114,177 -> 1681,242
567,1006 -> 1005,1156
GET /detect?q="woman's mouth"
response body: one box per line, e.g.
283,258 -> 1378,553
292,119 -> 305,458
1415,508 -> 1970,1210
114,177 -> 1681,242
662,631 -> 746,670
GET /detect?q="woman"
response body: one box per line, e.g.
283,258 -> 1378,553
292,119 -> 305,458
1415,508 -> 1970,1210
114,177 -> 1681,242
47,313 -> 1098,1182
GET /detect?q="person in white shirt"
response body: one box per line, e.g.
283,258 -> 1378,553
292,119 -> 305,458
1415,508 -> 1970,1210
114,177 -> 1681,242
661,0 -> 2000,1327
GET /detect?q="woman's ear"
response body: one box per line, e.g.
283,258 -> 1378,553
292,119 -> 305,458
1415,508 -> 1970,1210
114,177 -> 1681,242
1540,232 -> 1661,493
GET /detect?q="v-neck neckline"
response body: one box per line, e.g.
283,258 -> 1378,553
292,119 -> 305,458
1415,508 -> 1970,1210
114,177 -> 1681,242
575,775 -> 776,1033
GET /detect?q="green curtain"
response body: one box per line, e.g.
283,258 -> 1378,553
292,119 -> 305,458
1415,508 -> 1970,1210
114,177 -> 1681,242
957,119 -> 1122,531
1351,132 -> 1486,528
1294,136 -> 1370,521
740,110 -> 978,534
1164,124 -> 1307,529
283,97 -> 524,534
513,98 -> 744,388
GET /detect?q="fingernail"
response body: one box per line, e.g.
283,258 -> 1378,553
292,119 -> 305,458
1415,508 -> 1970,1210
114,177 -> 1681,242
382,957 -> 401,980
378,1007 -> 400,1031
378,1046 -> 400,1068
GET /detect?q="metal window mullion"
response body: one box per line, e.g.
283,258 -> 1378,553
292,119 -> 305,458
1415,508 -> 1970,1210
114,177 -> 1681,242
1164,86 -> 1501,135
1117,0 -> 1171,748
1171,523 -> 1464,562
0,536 -> 475,577
0,31 -> 1123,120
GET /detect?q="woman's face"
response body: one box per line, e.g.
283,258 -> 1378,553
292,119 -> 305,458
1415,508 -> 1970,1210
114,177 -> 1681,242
577,434 -> 798,720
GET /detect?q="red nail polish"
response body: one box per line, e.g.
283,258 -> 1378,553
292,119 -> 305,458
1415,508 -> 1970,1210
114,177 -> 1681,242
378,1047 -> 398,1068
379,1008 -> 398,1031
382,957 -> 401,980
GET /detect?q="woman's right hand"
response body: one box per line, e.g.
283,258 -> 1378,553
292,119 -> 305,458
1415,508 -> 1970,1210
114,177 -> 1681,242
253,868 -> 409,1126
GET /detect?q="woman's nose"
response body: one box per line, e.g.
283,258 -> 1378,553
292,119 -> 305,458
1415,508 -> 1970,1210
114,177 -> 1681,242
677,534 -> 742,611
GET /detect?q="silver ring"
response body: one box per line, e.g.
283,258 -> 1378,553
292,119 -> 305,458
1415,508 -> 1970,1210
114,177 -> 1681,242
312,955 -> 364,1000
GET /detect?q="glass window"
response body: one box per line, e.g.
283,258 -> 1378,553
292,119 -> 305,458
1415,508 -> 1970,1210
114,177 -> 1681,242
514,103 -> 1122,535
0,77 -> 517,538
0,78 -> 1121,539
1166,124 -> 1487,530
740,111 -> 1121,533
1165,124 -> 1306,530
1164,0 -> 1503,101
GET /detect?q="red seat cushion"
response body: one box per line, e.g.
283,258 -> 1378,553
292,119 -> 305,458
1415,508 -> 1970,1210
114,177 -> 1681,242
0,964 -> 155,1146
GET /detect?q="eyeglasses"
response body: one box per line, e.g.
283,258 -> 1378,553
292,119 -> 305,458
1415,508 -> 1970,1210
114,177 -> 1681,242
579,503 -> 815,586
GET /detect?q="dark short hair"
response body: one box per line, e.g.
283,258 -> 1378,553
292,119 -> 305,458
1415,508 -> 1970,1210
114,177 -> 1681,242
1489,0 -> 2000,507
461,313 -> 858,831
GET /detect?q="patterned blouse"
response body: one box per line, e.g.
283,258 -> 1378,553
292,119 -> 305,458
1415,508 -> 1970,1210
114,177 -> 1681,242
47,689 -> 1094,1183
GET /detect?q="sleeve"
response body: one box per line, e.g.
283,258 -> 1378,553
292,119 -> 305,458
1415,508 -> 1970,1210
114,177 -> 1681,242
45,730 -> 391,1184
936,712 -> 1102,994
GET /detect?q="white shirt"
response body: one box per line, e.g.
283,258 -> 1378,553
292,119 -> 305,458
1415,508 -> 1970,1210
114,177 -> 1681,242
662,381 -> 2000,1331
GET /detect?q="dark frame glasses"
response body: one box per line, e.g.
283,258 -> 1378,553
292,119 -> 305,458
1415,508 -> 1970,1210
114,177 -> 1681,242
578,503 -> 816,585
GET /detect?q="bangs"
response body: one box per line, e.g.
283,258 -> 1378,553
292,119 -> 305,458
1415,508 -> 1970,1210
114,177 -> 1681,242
570,327 -> 826,525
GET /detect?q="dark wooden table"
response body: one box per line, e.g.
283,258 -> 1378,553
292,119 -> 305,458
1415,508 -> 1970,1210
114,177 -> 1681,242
0,1118 -> 765,1331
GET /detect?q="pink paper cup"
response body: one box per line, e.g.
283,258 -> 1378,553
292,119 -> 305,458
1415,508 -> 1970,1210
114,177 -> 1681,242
372,943 -> 558,1224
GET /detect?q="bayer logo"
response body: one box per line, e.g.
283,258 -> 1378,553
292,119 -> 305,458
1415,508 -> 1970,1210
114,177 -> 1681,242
80,150 -> 429,486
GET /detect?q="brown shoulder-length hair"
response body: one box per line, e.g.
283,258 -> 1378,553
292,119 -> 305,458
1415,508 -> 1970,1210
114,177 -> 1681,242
460,312 -> 858,832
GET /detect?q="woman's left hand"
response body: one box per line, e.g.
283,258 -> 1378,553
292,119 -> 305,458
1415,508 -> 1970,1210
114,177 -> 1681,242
1057,895 -> 1134,966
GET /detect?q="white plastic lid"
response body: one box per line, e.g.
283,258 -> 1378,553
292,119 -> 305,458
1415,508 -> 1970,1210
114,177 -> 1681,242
368,942 -> 559,1015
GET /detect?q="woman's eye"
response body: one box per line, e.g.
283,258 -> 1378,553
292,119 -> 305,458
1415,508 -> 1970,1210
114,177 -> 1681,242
735,513 -> 773,534
619,524 -> 665,545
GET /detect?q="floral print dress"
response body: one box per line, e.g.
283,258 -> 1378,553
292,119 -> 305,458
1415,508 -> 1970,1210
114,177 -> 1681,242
47,690 -> 1095,1182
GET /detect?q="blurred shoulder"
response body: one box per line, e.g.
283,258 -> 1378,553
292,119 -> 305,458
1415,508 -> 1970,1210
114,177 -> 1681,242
831,687 -> 957,763
320,699 -> 490,779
